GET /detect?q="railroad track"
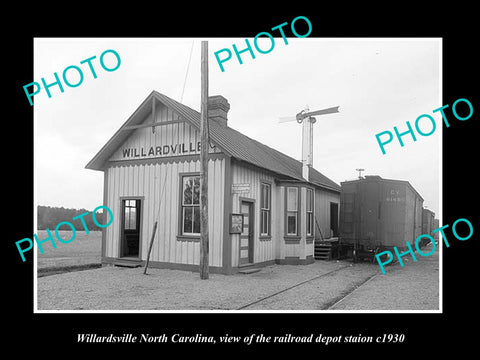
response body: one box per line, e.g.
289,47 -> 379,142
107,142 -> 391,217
236,265 -> 379,310
322,272 -> 378,310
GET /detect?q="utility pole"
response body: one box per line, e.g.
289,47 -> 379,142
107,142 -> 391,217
199,41 -> 209,279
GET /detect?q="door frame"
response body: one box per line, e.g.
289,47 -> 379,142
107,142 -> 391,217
330,201 -> 339,237
119,196 -> 144,259
239,197 -> 255,265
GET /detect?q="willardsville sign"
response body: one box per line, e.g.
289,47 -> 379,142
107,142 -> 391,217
121,141 -> 216,159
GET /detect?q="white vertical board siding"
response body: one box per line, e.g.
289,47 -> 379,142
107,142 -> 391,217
105,157 -> 225,267
230,161 -> 276,266
314,188 -> 341,239
275,186 -> 285,260
105,166 -> 118,257
284,244 -> 300,258
109,103 -> 220,162
300,187 -> 311,259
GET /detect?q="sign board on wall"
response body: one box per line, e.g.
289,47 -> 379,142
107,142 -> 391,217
230,214 -> 244,234
231,183 -> 250,194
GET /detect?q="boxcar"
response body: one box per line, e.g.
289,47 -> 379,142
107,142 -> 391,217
421,208 -> 436,247
339,175 -> 424,261
432,218 -> 440,241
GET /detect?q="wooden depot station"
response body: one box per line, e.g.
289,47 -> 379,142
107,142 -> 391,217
86,91 -> 341,274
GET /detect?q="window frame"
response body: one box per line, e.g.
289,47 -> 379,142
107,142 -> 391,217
260,182 -> 271,237
286,186 -> 299,236
180,174 -> 201,236
123,199 -> 139,230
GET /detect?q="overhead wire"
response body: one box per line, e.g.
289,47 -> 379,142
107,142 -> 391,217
146,41 -> 196,271
180,40 -> 195,103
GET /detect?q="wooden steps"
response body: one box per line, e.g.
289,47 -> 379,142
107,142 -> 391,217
238,268 -> 261,274
238,263 -> 261,274
314,238 -> 339,260
113,258 -> 143,268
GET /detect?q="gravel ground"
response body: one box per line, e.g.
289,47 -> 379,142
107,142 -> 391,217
37,260 -> 352,311
36,244 -> 439,311
241,264 -> 379,310
330,247 -> 440,310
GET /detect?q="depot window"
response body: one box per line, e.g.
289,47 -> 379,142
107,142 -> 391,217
181,175 -> 200,235
260,183 -> 271,236
286,187 -> 298,235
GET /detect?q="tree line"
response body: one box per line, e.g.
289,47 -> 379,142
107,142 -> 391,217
38,205 -> 107,231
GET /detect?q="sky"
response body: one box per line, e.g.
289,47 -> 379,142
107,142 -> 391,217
34,37 -> 441,216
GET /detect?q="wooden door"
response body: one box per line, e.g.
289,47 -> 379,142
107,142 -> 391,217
121,199 -> 141,258
239,201 -> 254,265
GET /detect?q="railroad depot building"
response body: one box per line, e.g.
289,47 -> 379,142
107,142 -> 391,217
86,91 -> 340,274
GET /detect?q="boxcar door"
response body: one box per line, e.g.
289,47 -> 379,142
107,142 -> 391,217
239,201 -> 254,265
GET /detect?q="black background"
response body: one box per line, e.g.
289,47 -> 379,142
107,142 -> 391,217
6,4 -> 478,355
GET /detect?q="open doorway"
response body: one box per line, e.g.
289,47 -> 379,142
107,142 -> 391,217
239,200 -> 254,265
330,202 -> 339,237
121,198 -> 141,258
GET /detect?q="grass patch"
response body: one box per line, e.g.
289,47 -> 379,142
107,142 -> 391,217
37,263 -> 102,277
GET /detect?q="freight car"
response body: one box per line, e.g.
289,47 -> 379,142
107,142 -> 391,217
339,175 -> 424,262
420,208 -> 436,247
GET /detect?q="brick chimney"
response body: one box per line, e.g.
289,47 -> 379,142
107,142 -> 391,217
208,95 -> 230,127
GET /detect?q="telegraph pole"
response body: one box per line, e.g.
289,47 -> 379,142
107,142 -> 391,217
199,41 -> 209,279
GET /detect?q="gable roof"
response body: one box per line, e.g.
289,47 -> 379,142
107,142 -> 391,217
86,91 -> 340,192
